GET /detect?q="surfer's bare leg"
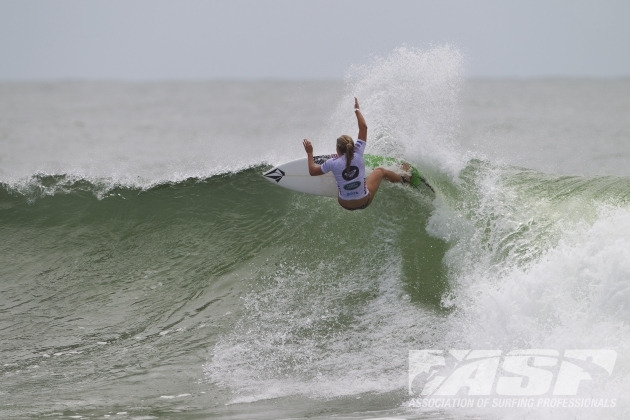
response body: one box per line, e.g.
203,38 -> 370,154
367,168 -> 403,199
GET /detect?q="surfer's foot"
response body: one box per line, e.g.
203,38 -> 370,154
400,162 -> 436,193
401,163 -> 413,186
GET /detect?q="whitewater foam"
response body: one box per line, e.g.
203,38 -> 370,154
425,161 -> 630,418
207,226 -> 441,403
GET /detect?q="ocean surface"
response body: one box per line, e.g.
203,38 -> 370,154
1,47 -> 630,419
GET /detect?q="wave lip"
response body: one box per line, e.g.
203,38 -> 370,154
0,164 -> 273,202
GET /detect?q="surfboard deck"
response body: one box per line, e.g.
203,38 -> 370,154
262,154 -> 434,197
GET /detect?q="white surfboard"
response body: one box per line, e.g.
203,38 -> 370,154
262,154 -> 433,197
262,155 -> 338,197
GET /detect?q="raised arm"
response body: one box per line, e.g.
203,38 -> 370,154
303,139 -> 324,176
354,97 -> 367,142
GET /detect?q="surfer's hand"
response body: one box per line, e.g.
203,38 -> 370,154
354,97 -> 360,110
303,139 -> 313,154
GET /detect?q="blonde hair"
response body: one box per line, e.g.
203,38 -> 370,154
336,135 -> 354,170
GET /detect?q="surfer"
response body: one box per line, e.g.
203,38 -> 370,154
302,97 -> 411,211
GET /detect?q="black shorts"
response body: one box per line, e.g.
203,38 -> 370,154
340,193 -> 372,211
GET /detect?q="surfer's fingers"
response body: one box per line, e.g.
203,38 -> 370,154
302,139 -> 313,152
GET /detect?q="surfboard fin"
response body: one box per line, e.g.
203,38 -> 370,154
420,177 -> 435,193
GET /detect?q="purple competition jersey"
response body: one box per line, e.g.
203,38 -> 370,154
320,139 -> 368,200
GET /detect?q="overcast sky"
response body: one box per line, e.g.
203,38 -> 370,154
1,0 -> 629,80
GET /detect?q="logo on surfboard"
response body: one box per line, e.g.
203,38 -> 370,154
263,168 -> 285,183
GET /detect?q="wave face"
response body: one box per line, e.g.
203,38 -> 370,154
2,48 -> 630,419
0,169 -> 441,418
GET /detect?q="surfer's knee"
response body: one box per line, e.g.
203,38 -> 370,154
366,168 -> 384,192
375,167 -> 400,183
373,167 -> 386,178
